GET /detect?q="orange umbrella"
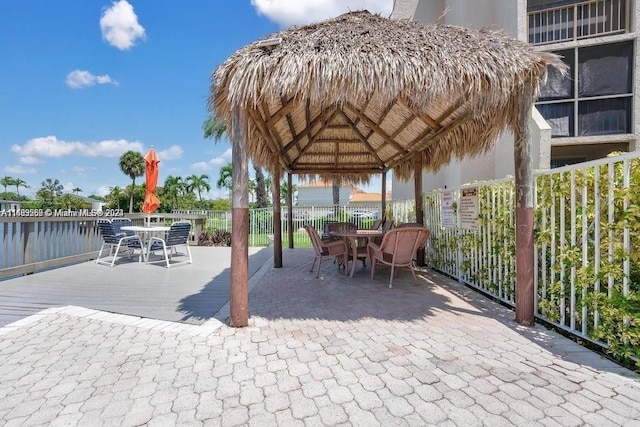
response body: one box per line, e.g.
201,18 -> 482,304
142,147 -> 160,214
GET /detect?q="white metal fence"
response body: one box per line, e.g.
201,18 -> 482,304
175,204 -> 383,247
408,152 -> 638,356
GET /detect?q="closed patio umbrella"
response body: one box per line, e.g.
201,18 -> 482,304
142,147 -> 160,223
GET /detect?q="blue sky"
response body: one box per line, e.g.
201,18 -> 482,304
0,0 -> 393,199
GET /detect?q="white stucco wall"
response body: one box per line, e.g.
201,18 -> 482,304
296,186 -> 351,206
408,0 -> 526,39
390,0 -> 542,200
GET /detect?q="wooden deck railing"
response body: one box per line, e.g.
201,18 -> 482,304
0,213 -> 205,279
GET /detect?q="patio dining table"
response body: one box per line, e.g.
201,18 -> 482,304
330,229 -> 385,277
120,225 -> 171,262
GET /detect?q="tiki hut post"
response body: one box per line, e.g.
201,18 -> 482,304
514,83 -> 535,326
381,171 -> 387,221
414,156 -> 425,266
230,105 -> 249,327
272,161 -> 283,268
287,172 -> 294,249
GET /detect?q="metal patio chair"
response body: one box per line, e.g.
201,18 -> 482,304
146,221 -> 192,268
111,217 -> 134,236
96,220 -> 145,267
367,226 -> 431,288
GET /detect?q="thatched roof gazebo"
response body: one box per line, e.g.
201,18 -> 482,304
209,11 -> 564,327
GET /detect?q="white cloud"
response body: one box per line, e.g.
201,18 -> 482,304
96,186 -> 112,197
221,148 -> 232,159
158,145 -> 183,161
100,0 -> 146,50
11,136 -> 143,159
251,0 -> 393,27
66,70 -> 118,89
4,165 -> 36,174
19,156 -> 43,165
190,161 -> 211,171
190,156 -> 227,171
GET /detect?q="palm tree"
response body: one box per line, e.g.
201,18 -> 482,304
119,151 -> 145,213
281,181 -> 297,204
204,115 -> 269,206
332,178 -> 340,217
72,187 -> 82,195
202,114 -> 228,141
216,164 -> 233,198
40,178 -> 64,201
1,176 -> 14,195
13,178 -> 28,197
186,174 -> 211,203
109,186 -> 123,209
163,175 -> 185,209
254,167 -> 268,208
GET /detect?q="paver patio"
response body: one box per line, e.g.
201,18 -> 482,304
0,247 -> 638,426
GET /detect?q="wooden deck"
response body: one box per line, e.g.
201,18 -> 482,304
0,246 -> 272,327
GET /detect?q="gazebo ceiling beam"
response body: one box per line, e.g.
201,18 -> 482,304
291,108 -> 339,166
282,104 -> 337,155
281,96 -> 303,158
314,139 -> 362,144
261,100 -> 290,165
338,110 -> 385,168
265,97 -> 295,127
344,102 -> 407,155
247,108 -> 290,171
293,164 -> 383,172
399,98 -> 442,131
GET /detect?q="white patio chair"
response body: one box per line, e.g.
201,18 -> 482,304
146,221 -> 192,268
96,220 -> 145,267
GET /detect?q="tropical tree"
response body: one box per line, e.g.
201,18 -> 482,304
1,176 -> 14,195
13,178 -> 29,197
40,178 -> 64,201
254,167 -> 268,208
203,115 -> 270,206
332,178 -> 340,216
186,174 -> 211,203
118,150 -> 145,213
202,114 -> 228,141
109,186 -> 123,209
281,181 -> 297,204
163,175 -> 186,209
216,164 -> 233,197
72,187 -> 82,195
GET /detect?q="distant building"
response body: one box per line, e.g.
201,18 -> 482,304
68,194 -> 107,211
296,180 -> 353,206
391,0 -> 639,199
0,200 -> 22,211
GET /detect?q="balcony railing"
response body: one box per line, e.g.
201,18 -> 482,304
528,0 -> 629,45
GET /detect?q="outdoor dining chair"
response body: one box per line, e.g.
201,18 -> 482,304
111,217 -> 134,236
146,221 -> 192,268
96,220 -> 145,267
367,226 -> 431,288
304,225 -> 348,278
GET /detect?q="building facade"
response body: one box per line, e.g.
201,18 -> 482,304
391,0 -> 639,198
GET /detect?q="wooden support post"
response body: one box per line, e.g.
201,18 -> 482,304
414,155 -> 425,266
230,105 -> 249,328
514,83 -> 535,326
381,171 -> 387,221
287,172 -> 294,249
273,163 -> 283,268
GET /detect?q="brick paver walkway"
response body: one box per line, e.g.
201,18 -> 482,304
0,248 -> 638,426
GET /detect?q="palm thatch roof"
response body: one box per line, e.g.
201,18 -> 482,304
210,10 -> 563,182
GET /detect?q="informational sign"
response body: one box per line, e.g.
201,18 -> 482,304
441,191 -> 455,228
460,187 -> 479,231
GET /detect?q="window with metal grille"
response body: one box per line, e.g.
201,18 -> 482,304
536,41 -> 633,137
